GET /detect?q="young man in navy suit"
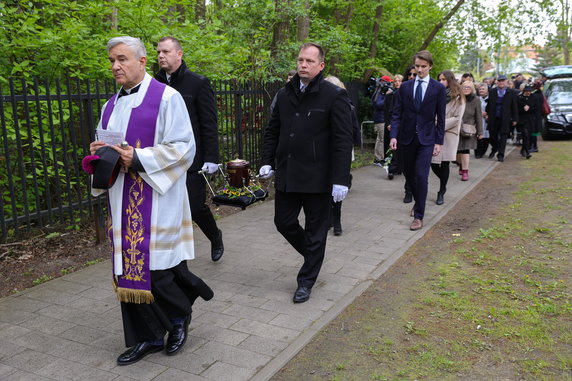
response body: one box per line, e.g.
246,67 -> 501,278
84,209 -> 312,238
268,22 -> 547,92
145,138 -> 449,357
389,50 -> 446,231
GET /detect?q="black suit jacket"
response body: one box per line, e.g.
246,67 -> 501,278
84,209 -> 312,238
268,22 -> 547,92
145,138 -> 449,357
261,72 -> 353,193
485,87 -> 519,134
155,61 -> 219,172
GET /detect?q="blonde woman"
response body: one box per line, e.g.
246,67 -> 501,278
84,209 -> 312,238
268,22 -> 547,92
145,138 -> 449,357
457,81 -> 484,180
431,70 -> 465,205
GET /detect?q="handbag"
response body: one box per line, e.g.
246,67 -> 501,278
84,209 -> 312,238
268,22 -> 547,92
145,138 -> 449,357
460,123 -> 477,138
541,95 -> 551,116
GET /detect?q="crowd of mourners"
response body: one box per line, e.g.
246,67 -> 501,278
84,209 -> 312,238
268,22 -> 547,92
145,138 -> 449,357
372,69 -> 549,205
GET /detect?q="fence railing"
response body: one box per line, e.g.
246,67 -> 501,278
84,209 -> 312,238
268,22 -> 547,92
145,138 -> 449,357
0,77 -> 281,243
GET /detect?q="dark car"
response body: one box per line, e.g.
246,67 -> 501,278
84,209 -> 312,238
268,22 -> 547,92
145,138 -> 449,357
543,78 -> 572,139
541,66 -> 572,139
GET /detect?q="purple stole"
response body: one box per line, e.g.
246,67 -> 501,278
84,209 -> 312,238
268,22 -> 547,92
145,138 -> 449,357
102,79 -> 166,304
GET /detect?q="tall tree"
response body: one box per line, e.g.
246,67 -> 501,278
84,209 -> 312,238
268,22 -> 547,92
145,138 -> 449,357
297,0 -> 310,41
363,4 -> 384,82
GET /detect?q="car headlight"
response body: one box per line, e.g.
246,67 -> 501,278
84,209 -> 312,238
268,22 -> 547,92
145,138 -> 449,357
547,113 -> 567,123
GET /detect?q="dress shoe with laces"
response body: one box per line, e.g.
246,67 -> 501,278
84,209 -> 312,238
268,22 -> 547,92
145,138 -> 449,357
293,286 -> 311,303
117,341 -> 163,365
166,315 -> 191,356
410,218 -> 423,231
211,230 -> 224,262
403,192 -> 413,203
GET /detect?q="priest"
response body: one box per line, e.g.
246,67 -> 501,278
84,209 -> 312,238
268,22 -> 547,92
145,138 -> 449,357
88,36 -> 213,365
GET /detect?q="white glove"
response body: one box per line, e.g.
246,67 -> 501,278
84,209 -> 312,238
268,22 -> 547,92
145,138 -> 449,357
201,162 -> 219,174
259,165 -> 274,179
332,184 -> 348,203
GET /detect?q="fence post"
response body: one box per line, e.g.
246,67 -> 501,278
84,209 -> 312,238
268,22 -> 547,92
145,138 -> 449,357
234,80 -> 243,159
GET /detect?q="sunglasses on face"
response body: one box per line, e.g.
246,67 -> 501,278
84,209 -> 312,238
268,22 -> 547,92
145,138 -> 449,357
408,73 -> 417,77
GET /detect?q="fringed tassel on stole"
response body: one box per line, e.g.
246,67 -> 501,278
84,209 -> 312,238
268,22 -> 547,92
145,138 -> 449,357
112,278 -> 154,304
116,287 -> 155,304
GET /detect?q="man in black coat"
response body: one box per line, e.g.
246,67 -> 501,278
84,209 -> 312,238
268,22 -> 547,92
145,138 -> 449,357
485,75 -> 519,162
259,42 -> 353,303
155,36 -> 224,261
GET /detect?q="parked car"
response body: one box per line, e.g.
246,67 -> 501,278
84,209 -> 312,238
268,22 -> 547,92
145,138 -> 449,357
541,66 -> 572,139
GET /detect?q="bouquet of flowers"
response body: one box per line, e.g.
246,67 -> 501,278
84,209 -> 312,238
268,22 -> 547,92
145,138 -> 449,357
219,184 -> 263,199
381,149 -> 393,175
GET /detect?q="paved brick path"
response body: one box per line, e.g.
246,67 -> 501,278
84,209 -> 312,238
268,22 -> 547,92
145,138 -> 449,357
0,153 -> 503,380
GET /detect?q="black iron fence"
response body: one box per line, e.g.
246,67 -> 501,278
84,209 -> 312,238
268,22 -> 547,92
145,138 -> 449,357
0,77 -> 281,243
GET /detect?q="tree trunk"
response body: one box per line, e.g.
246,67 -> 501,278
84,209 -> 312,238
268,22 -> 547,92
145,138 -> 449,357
196,0 -> 206,23
297,0 -> 310,42
271,0 -> 291,61
108,0 -> 118,31
329,2 -> 354,77
418,0 -> 465,51
560,0 -> 571,64
362,4 -> 383,82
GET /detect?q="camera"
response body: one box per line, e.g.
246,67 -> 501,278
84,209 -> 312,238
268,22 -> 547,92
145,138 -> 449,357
368,77 -> 393,97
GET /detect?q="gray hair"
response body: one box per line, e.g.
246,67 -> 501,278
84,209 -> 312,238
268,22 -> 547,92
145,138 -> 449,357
107,36 -> 147,58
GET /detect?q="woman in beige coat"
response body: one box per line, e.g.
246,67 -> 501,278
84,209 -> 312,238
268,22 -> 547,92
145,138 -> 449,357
431,70 -> 465,205
457,81 -> 484,180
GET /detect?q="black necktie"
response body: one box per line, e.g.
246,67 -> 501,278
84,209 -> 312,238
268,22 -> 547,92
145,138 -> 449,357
414,80 -> 423,110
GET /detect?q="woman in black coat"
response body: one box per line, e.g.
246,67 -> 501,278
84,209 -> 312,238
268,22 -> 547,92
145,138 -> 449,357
516,84 -> 538,159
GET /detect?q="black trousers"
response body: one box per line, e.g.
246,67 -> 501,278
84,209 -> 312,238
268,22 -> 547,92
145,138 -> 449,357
274,190 -> 331,288
120,261 -> 213,347
401,136 -> 433,220
476,138 -> 490,157
186,171 -> 220,243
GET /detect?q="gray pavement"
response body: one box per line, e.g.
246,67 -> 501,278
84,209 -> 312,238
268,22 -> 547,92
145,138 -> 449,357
0,152 -> 505,381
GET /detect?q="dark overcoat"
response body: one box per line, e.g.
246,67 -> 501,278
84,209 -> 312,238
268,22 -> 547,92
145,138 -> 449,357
261,72 -> 353,193
485,87 -> 519,134
155,61 -> 219,172
517,93 -> 539,134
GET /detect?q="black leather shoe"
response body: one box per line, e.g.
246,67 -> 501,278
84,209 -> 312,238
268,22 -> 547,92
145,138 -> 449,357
166,315 -> 191,356
436,192 -> 444,205
293,286 -> 311,303
497,156 -> 504,162
388,172 -> 394,180
488,151 -> 496,159
403,193 -> 413,203
333,226 -> 342,236
211,230 -> 224,262
117,342 -> 163,365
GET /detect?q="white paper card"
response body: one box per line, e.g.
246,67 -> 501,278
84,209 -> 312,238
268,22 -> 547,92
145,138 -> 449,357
96,129 -> 124,146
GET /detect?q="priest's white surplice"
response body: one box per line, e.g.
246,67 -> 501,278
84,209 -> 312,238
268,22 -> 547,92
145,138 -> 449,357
93,73 -> 195,275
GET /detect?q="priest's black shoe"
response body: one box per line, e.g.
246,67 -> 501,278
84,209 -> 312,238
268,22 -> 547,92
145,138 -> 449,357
403,192 -> 413,204
293,286 -> 311,303
166,315 -> 191,356
211,229 -> 224,262
117,341 -> 163,365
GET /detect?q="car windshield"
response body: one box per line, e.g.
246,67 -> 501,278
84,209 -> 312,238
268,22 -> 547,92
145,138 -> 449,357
546,81 -> 572,105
